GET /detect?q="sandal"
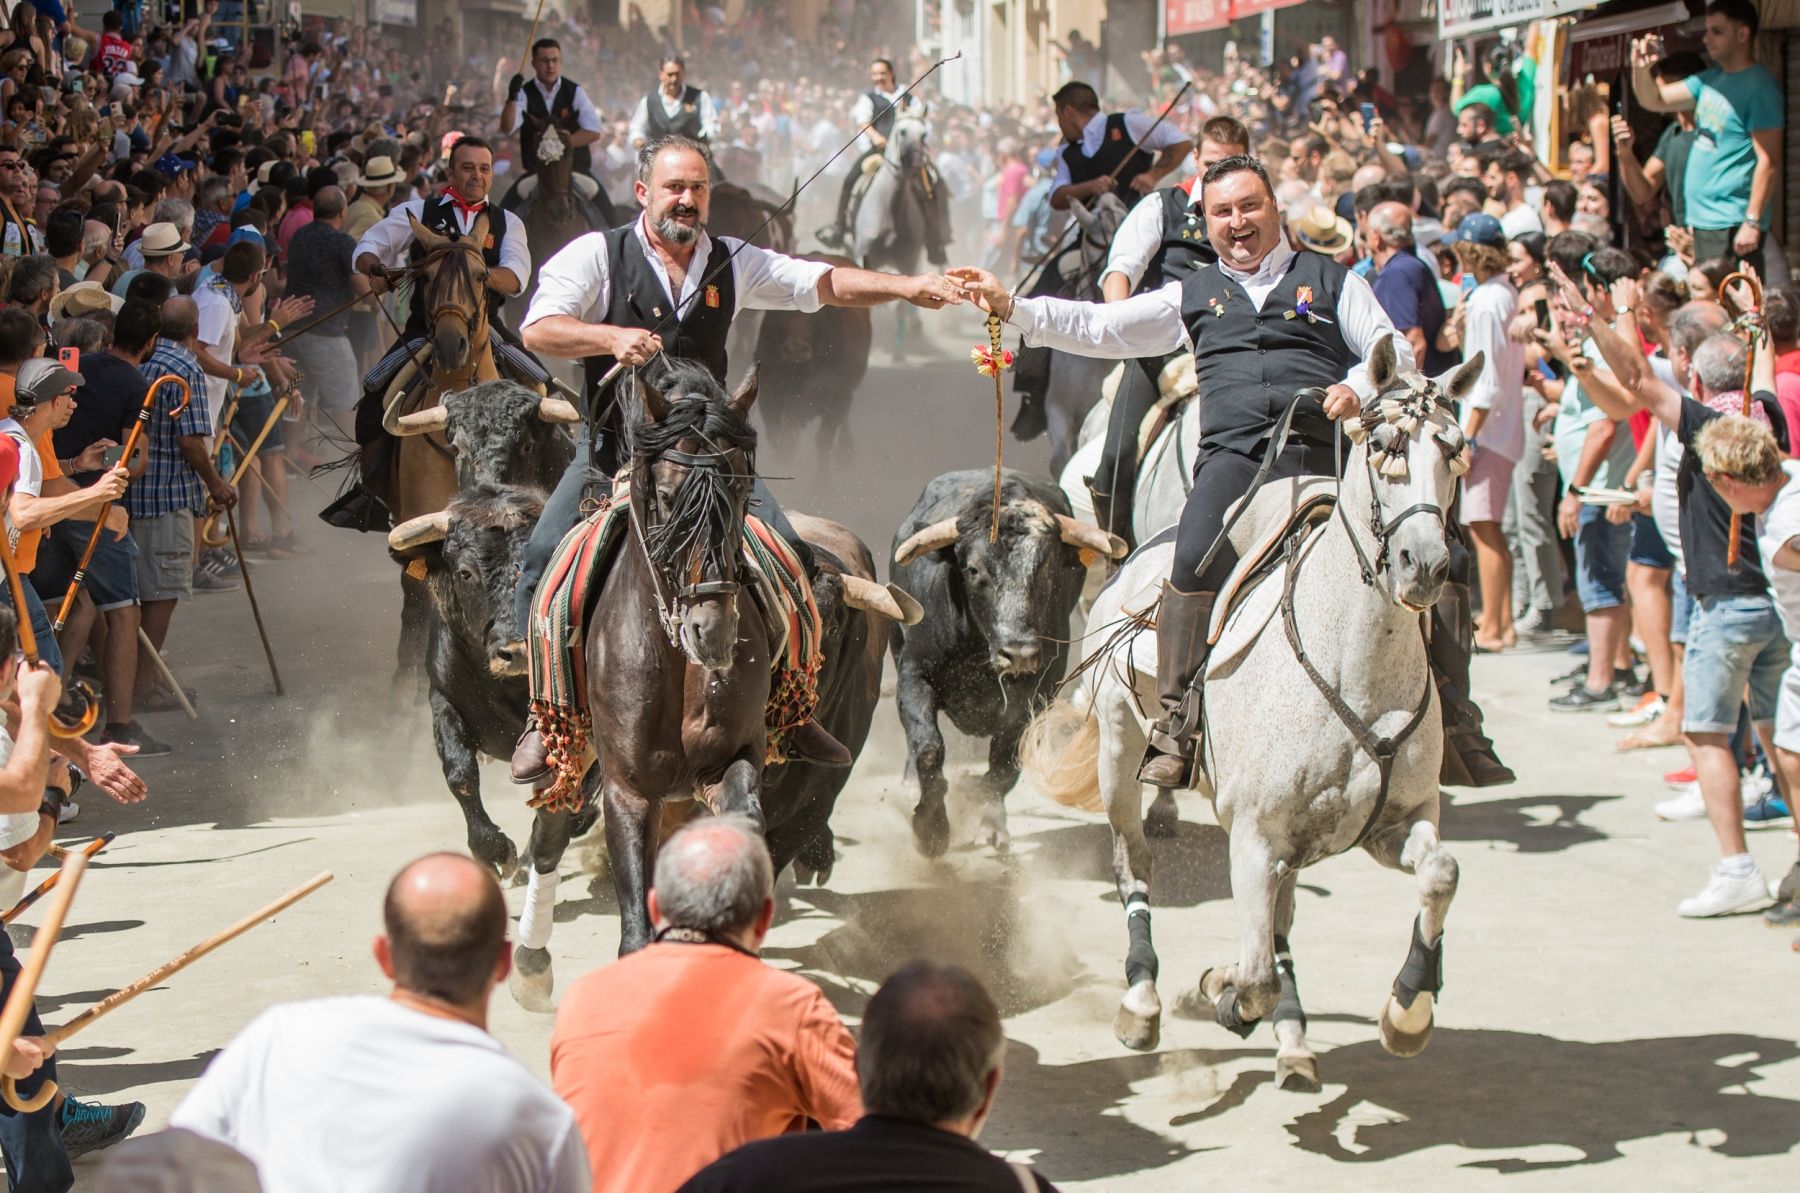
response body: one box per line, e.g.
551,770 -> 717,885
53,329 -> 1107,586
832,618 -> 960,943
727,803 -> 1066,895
264,534 -> 311,559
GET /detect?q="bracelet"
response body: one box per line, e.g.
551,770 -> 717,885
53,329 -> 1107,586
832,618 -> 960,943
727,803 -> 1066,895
233,368 -> 243,384
268,319 -> 281,335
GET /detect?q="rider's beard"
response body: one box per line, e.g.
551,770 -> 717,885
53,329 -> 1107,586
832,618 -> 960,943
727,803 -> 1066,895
654,204 -> 703,245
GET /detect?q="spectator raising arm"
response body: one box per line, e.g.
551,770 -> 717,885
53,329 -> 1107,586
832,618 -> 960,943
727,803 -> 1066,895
1630,36 -> 1697,113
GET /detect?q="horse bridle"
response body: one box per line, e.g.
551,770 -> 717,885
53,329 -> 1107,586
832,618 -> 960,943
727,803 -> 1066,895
1337,426 -> 1450,594
630,438 -> 755,643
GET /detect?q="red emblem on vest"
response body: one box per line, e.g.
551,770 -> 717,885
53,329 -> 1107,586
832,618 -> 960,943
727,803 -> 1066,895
1110,127 -> 1122,141
704,285 -> 720,309
485,235 -> 495,249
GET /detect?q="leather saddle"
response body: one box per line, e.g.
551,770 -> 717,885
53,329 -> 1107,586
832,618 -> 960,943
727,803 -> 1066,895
1205,476 -> 1339,656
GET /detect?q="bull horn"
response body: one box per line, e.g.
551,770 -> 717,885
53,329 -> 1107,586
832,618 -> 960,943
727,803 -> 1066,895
387,510 -> 452,554
1055,515 -> 1128,560
839,575 -> 924,626
393,405 -> 451,436
537,397 -> 583,424
894,518 -> 960,566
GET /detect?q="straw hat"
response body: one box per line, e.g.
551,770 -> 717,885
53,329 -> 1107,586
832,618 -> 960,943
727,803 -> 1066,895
356,155 -> 401,188
1290,206 -> 1353,256
138,222 -> 192,259
49,280 -> 124,321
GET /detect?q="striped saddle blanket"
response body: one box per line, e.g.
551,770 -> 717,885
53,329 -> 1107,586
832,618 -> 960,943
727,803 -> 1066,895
525,477 -> 823,811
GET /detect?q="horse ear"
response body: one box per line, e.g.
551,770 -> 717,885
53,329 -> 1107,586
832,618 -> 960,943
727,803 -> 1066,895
637,372 -> 670,423
728,363 -> 760,419
1440,351 -> 1485,404
1368,335 -> 1398,393
468,210 -> 490,247
408,211 -> 443,248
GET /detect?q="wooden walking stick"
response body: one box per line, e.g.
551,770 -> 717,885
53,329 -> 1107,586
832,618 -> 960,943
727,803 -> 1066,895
224,503 -> 284,695
2,871 -> 333,1114
200,393 -> 289,548
1720,269 -> 1764,567
51,375 -> 191,632
0,534 -> 97,739
3,835 -> 112,925
0,852 -> 88,1070
135,628 -> 199,721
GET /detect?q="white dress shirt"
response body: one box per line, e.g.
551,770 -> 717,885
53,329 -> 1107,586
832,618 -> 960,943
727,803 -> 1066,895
1459,274 -> 1526,463
1102,185 -> 1200,291
505,76 -> 603,135
627,87 -> 720,146
851,89 -> 922,152
1049,109 -> 1191,191
1010,237 -> 1414,401
523,215 -> 833,331
355,198 -> 532,290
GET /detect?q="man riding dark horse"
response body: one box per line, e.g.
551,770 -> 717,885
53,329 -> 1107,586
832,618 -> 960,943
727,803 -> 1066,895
820,57 -> 947,261
1011,81 -> 1193,442
627,54 -> 718,149
322,135 -> 541,531
1088,114 -> 1249,548
500,37 -> 614,223
952,154 -> 1512,792
508,133 -> 966,782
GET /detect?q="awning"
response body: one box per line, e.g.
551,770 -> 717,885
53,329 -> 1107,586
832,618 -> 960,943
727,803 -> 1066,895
1230,0 -> 1306,16
1568,0 -> 1691,41
1164,0 -> 1231,35
1568,0 -> 1692,77
1439,0 -> 1547,40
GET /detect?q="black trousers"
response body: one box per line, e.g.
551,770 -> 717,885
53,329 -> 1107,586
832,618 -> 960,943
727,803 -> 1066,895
0,932 -> 70,1193
1170,438 -> 1342,595
1094,350 -> 1175,512
513,446 -> 811,633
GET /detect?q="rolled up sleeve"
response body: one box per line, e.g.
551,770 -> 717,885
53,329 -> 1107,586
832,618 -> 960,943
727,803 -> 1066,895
524,232 -> 609,327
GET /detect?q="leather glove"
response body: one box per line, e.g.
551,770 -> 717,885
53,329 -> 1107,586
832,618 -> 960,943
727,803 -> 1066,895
508,74 -> 525,101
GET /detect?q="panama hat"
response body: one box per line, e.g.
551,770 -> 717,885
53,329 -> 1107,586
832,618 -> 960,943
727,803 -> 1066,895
138,221 -> 192,258
1290,206 -> 1354,256
356,155 -> 401,188
49,280 -> 124,321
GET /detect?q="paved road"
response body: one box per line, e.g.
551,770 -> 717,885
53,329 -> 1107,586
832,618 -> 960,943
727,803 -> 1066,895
16,323 -> 1799,1189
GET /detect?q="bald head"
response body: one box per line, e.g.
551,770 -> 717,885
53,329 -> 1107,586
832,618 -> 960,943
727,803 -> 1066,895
651,815 -> 773,935
1368,201 -> 1414,250
382,852 -> 506,1006
312,184 -> 347,221
160,296 -> 199,343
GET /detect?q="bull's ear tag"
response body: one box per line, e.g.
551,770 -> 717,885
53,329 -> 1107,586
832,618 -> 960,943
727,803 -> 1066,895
405,557 -> 429,580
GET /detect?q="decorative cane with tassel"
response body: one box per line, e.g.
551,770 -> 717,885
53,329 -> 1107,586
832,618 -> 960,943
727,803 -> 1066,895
971,314 -> 1014,541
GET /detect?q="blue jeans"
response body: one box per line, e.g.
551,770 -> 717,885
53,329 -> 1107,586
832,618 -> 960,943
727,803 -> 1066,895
1671,570 -> 1694,646
1573,504 -> 1631,613
19,579 -> 60,675
1682,593 -> 1789,734
0,932 -> 71,1192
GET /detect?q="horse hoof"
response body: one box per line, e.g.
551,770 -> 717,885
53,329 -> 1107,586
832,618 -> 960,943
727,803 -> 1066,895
489,839 -> 521,885
1275,1053 -> 1322,1093
1378,992 -> 1435,1058
792,860 -> 817,886
1113,980 -> 1162,1052
1143,792 -> 1180,839
1170,969 -> 1222,1021
977,813 -> 1011,854
509,945 -> 554,1013
912,806 -> 951,859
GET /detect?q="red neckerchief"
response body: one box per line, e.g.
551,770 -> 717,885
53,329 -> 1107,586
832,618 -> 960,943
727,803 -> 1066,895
444,188 -> 487,220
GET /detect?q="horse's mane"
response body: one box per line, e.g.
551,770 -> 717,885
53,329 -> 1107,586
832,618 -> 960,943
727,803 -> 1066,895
623,359 -> 758,464
624,359 -> 758,580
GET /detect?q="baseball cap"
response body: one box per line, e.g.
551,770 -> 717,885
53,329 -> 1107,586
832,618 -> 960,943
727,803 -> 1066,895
155,153 -> 197,176
13,358 -> 85,408
1446,212 -> 1505,248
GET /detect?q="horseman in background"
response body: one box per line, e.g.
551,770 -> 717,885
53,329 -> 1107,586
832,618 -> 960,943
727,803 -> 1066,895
500,38 -> 612,218
627,54 -> 719,149
322,136 -> 541,531
1087,114 -> 1248,547
821,57 -> 947,259
1011,81 -> 1192,442
508,133 -> 967,782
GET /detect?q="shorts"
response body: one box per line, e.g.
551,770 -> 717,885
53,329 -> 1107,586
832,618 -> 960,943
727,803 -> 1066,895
1573,502 -> 1631,612
130,510 -> 196,602
1772,647 -> 1800,753
31,519 -> 140,613
1628,513 -> 1675,569
1457,446 -> 1515,524
1671,570 -> 1694,645
288,332 -> 359,414
17,578 -> 60,674
231,384 -> 286,452
1682,592 -> 1789,734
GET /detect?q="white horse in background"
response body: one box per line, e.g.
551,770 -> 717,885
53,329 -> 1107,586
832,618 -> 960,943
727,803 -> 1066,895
1022,340 -> 1481,1091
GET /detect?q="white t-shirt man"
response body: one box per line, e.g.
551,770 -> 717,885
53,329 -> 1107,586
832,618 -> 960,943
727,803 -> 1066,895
0,416 -> 42,557
1755,460 -> 1800,750
171,995 -> 591,1193
193,282 -> 239,426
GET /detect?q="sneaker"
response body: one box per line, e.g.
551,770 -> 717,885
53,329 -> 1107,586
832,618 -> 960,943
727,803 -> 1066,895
1550,685 -> 1621,712
1763,898 -> 1800,928
1608,693 -> 1666,728
192,566 -> 240,593
1743,794 -> 1794,830
198,548 -> 240,577
59,1096 -> 145,1160
1677,863 -> 1771,917
1515,608 -> 1558,639
1664,765 -> 1697,786
1551,661 -> 1589,687
1619,670 -> 1653,699
1654,785 -> 1706,821
100,721 -> 172,758
1777,861 -> 1800,905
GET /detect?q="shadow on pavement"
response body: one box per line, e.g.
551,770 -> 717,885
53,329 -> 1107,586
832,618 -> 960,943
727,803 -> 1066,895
1443,792 -> 1620,854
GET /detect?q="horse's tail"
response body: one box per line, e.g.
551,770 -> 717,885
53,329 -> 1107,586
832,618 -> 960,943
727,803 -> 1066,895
1020,683 -> 1103,813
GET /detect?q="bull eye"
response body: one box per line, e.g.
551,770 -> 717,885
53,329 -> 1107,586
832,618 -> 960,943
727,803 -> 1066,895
457,565 -> 478,584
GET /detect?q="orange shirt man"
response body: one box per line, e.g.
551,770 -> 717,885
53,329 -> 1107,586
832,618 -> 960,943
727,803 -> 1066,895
551,818 -> 861,1193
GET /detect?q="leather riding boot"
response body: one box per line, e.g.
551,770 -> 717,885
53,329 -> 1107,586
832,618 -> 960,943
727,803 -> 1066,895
510,718 -> 551,785
1139,584 -> 1216,788
1086,478 -> 1136,555
321,440 -> 392,532
1430,577 -> 1515,787
785,718 -> 853,768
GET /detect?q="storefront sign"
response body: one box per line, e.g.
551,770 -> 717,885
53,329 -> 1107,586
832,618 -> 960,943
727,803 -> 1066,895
1439,0 -> 1546,40
1164,0 -> 1231,35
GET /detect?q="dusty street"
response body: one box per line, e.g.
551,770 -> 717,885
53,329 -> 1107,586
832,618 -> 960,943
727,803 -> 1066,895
16,312 -> 1799,1190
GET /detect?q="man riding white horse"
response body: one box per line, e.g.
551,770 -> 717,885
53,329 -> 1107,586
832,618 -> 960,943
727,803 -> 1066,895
627,54 -> 719,149
821,57 -> 946,260
507,133 -> 967,782
1087,114 -> 1249,548
499,38 -> 609,214
953,154 -> 1511,790
322,135 -> 539,532
1011,81 -> 1193,443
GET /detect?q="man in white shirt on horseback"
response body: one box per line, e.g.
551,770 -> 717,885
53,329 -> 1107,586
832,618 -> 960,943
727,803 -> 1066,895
821,58 -> 927,251
500,38 -> 607,212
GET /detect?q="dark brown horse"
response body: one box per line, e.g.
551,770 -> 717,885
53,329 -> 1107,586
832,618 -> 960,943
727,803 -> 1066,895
587,359 -> 774,953
709,181 -> 793,379
509,115 -> 614,327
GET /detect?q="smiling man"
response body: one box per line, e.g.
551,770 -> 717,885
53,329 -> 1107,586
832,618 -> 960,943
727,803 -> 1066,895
953,154 -> 1509,791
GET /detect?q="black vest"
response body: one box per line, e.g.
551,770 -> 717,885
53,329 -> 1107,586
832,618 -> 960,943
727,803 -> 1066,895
1141,185 -> 1216,292
865,90 -> 902,140
582,222 -> 739,418
1062,113 -> 1155,190
522,78 -> 593,175
1179,250 -> 1354,454
404,195 -> 509,338
642,85 -> 708,141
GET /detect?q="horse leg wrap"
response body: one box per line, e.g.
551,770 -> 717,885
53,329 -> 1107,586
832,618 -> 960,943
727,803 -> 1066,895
1392,915 -> 1443,1010
1212,987 -> 1261,1039
1124,895 -> 1158,987
1272,935 -> 1307,1032
518,865 -> 560,951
